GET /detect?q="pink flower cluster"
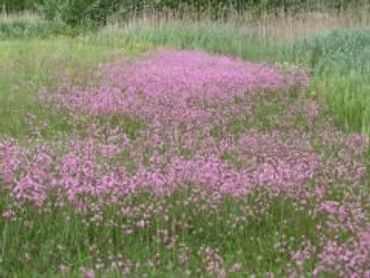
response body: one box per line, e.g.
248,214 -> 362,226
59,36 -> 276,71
314,228 -> 370,276
0,130 -> 366,210
50,50 -> 308,125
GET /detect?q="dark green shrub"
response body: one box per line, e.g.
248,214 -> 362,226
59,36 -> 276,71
36,0 -> 120,27
1,0 -> 38,13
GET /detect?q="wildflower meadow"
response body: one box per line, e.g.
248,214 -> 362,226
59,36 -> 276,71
1,3 -> 370,277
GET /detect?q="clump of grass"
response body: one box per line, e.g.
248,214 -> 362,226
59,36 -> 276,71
0,20 -> 65,39
290,28 -> 370,74
289,28 -> 370,133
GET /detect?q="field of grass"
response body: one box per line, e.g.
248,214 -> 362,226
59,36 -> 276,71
1,12 -> 370,277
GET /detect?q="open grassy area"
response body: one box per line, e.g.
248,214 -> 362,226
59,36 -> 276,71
1,11 -> 370,277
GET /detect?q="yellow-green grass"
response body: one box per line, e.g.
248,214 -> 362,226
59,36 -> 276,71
0,37 -> 154,139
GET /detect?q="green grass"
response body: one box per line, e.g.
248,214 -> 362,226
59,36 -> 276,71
0,189 -> 320,276
0,20 -> 65,39
94,22 -> 281,62
289,28 -> 370,133
0,37 -> 136,139
290,29 -> 370,74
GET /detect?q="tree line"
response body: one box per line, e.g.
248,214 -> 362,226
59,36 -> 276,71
1,0 -> 368,26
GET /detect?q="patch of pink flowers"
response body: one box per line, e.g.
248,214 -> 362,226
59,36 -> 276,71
50,50 -> 308,124
312,227 -> 370,276
0,130 -> 366,210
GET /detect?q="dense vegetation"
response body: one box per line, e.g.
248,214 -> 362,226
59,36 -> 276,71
2,0 -> 370,26
1,0 -> 35,13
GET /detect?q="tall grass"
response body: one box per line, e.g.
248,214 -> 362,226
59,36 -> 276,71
290,29 -> 370,133
0,10 -> 39,22
95,21 -> 280,62
0,12 -> 64,38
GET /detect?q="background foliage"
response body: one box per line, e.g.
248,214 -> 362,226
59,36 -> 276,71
1,0 -> 370,27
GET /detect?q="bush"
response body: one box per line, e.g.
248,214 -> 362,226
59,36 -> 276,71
36,0 -> 120,27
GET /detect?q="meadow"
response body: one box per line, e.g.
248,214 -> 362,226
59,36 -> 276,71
1,8 -> 370,277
